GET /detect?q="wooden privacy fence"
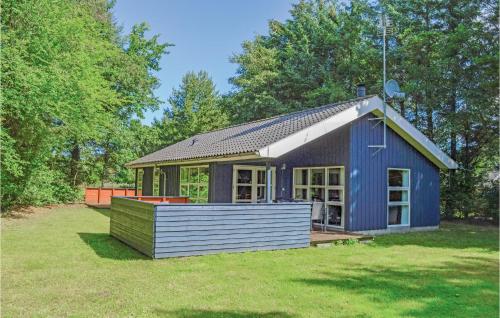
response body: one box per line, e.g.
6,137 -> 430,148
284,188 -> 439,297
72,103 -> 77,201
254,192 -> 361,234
85,188 -> 137,206
110,197 -> 312,259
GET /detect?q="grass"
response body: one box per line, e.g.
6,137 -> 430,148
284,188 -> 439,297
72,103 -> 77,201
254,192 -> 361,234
1,206 -> 498,318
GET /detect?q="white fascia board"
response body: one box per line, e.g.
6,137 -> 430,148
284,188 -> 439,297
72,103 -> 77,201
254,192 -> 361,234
380,105 -> 458,170
258,96 -> 458,170
258,97 -> 381,158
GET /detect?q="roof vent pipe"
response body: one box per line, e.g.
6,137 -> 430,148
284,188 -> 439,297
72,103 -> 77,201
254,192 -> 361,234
356,84 -> 366,97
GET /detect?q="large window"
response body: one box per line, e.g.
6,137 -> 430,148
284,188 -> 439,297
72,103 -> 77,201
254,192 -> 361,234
387,169 -> 410,226
293,166 -> 345,228
232,165 -> 275,203
180,166 -> 209,203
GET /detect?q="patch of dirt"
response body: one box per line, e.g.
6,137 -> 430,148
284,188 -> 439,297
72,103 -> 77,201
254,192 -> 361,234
2,203 -> 87,220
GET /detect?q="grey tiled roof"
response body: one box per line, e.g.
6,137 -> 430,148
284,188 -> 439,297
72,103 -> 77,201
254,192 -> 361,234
128,95 -> 375,166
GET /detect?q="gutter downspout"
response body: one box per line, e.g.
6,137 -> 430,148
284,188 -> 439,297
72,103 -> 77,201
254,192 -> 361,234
263,148 -> 272,203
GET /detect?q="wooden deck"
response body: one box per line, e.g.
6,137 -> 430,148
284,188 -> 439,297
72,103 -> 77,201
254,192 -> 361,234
310,230 -> 373,246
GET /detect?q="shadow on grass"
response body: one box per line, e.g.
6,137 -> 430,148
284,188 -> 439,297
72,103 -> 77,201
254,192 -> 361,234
372,222 -> 499,252
78,232 -> 146,260
292,255 -> 499,317
153,309 -> 297,318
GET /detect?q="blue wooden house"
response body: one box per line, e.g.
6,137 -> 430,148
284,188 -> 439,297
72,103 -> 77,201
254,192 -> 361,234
127,94 -> 457,234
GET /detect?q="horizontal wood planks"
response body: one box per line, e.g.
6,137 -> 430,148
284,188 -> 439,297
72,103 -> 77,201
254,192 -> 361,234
85,188 -> 136,205
109,200 -> 312,259
153,203 -> 311,259
110,197 -> 155,257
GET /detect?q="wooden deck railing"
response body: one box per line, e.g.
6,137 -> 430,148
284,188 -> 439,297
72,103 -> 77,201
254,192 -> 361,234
125,196 -> 190,204
109,198 -> 311,259
85,188 -> 189,206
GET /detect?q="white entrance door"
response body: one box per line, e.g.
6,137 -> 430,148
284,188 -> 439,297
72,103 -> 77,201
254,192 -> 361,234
232,165 -> 276,203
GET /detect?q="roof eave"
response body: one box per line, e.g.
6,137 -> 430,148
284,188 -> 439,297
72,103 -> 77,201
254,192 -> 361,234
258,96 -> 458,170
125,152 -> 262,169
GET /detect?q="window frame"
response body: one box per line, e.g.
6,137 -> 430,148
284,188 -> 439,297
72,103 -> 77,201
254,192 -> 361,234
387,168 -> 411,227
179,165 -> 210,203
232,165 -> 276,203
153,167 -> 161,196
292,166 -> 345,228
137,168 -> 144,195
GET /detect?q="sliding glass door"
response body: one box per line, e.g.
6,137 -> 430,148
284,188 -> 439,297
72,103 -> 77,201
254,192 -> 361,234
293,166 -> 345,228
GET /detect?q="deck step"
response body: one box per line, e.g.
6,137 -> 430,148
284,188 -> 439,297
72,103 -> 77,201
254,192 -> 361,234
310,231 -> 373,246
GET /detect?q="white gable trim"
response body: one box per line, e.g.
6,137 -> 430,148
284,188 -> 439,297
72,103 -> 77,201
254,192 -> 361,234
258,96 -> 457,170
258,97 -> 380,158
376,104 -> 458,169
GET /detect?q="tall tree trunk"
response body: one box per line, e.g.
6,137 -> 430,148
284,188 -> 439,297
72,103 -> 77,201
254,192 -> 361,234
426,108 -> 434,141
424,6 -> 434,142
443,1 -> 459,220
462,118 -> 471,219
70,144 -> 80,187
100,148 -> 110,187
413,94 -> 422,129
445,93 -> 457,219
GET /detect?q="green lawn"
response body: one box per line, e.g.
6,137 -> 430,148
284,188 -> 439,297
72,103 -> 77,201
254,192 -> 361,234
2,207 -> 498,318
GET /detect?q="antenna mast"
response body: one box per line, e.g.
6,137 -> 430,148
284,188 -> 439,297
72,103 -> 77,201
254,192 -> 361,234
382,12 -> 387,149
368,12 -> 392,151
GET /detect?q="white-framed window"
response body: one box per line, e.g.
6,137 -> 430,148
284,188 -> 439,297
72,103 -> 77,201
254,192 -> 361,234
292,166 -> 345,228
232,165 -> 276,203
180,166 -> 209,203
153,167 -> 160,196
387,168 -> 410,226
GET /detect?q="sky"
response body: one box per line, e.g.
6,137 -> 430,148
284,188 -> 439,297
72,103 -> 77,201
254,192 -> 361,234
112,0 -> 294,124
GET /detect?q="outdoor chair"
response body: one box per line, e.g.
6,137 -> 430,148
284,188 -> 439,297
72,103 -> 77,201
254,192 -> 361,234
311,201 -> 326,232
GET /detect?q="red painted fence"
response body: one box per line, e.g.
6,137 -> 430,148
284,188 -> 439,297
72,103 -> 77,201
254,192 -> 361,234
85,188 -> 138,206
85,188 -> 190,206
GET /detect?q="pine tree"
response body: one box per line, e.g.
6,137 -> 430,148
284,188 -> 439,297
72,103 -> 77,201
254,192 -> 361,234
154,71 -> 229,144
227,0 -> 380,122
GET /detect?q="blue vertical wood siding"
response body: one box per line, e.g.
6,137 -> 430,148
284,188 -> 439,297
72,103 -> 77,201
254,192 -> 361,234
208,125 -> 351,206
142,167 -> 153,196
209,163 -> 233,203
158,166 -> 179,196
166,165 -> 180,196
159,167 -> 166,195
141,166 -> 178,197
272,125 -> 351,228
349,114 -> 440,231
134,113 -> 440,233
